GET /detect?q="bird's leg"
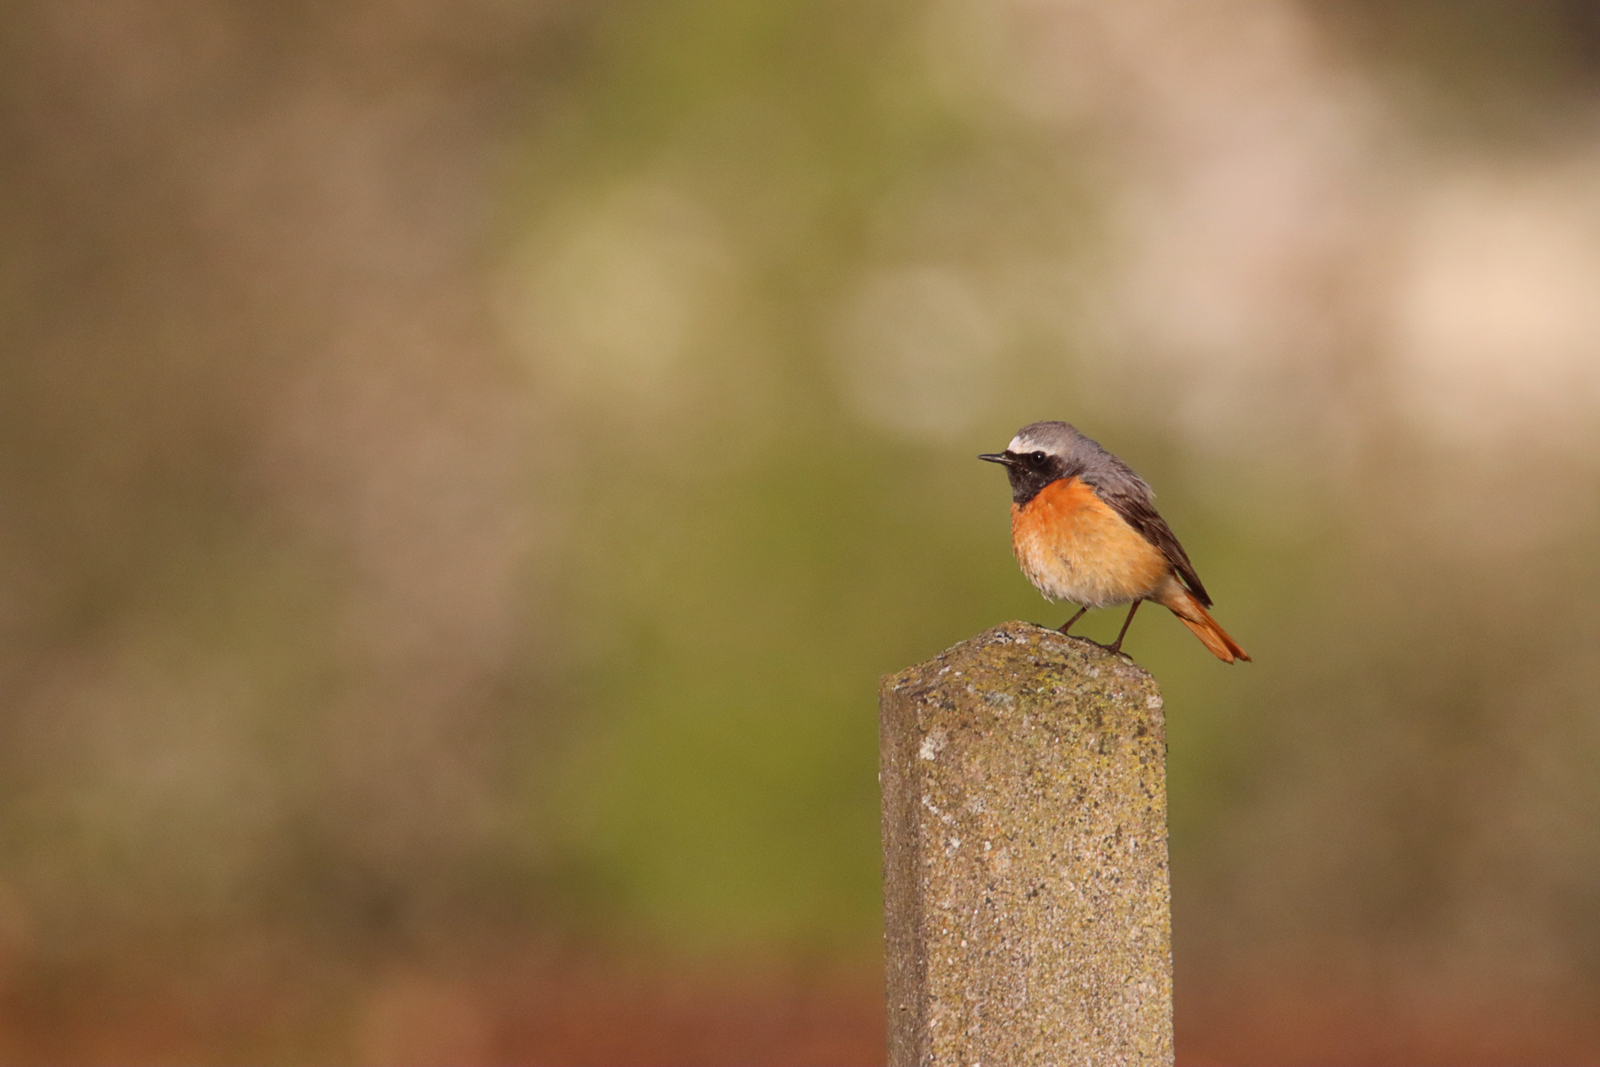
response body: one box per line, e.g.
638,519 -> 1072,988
1106,599 -> 1143,653
1058,605 -> 1089,634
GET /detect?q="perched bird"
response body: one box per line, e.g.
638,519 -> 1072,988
980,421 -> 1249,663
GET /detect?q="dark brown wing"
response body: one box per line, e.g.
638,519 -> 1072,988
1084,474 -> 1212,607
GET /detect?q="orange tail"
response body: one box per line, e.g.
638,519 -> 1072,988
1158,585 -> 1250,664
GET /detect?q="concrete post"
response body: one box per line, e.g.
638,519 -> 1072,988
880,621 -> 1173,1066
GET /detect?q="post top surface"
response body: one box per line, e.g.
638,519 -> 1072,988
884,620 -> 1160,709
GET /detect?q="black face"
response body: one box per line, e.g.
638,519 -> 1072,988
978,449 -> 1069,505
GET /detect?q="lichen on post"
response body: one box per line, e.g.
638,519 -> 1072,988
880,620 -> 1173,1067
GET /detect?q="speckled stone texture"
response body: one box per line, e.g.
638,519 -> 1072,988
881,621 -> 1173,1067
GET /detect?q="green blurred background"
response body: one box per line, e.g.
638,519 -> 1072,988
4,0 -> 1600,1062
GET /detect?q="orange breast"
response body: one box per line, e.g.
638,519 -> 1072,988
1010,477 -> 1171,607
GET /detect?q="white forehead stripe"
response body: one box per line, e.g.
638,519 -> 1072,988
1008,432 -> 1053,454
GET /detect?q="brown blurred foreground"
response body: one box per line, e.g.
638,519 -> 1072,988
3,950 -> 1600,1065
0,947 -> 884,1066
1181,968 -> 1600,1067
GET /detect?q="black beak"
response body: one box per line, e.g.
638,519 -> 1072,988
978,452 -> 1015,465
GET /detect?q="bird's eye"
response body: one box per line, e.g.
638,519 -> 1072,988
1031,451 -> 1047,464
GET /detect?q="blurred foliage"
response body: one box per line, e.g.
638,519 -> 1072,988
1311,0 -> 1600,140
505,0 -> 1112,949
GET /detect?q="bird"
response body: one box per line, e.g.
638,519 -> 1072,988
980,420 -> 1249,663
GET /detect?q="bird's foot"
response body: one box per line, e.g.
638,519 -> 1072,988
1068,635 -> 1133,659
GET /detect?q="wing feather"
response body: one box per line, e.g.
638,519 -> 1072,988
1081,467 -> 1213,608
